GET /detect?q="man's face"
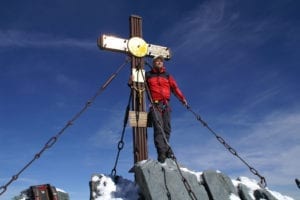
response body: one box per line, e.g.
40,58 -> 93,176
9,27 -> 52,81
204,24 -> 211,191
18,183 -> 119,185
153,58 -> 164,68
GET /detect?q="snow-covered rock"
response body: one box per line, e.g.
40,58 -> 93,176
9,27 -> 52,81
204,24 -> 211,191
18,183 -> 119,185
90,159 -> 294,200
90,174 -> 139,200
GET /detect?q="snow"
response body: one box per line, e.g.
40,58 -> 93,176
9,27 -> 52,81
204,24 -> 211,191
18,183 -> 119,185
91,174 -> 139,200
179,167 -> 203,182
56,187 -> 67,193
230,193 -> 241,200
269,190 -> 295,200
232,176 -> 294,200
91,172 -> 295,200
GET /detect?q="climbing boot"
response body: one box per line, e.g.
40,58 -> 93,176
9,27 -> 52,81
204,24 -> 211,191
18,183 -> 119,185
166,149 -> 174,159
158,153 -> 166,163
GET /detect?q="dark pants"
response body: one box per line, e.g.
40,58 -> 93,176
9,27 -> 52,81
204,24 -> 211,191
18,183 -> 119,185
150,102 -> 171,157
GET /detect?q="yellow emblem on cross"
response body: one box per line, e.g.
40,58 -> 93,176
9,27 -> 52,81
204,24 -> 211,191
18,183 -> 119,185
127,37 -> 148,57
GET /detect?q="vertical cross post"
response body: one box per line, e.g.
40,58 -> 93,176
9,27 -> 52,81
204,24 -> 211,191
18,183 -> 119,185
129,15 -> 148,163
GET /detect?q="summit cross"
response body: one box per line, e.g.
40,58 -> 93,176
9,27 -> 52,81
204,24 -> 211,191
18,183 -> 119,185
98,15 -> 171,163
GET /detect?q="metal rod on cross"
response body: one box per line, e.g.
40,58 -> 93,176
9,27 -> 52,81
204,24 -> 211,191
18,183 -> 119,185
97,15 -> 172,164
129,15 -> 148,163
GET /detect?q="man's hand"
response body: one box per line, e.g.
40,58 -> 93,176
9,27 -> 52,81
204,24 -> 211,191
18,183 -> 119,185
182,99 -> 188,107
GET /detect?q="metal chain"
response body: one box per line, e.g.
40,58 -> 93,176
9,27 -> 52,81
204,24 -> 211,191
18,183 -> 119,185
186,105 -> 267,188
0,58 -> 130,196
111,90 -> 132,177
149,109 -> 198,199
161,167 -> 172,200
141,62 -> 198,200
145,60 -> 266,195
172,156 -> 198,200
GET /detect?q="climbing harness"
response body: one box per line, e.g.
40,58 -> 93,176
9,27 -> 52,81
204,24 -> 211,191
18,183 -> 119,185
0,58 -> 130,196
185,105 -> 267,188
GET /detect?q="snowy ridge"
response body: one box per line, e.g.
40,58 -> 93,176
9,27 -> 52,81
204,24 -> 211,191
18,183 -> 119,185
91,172 -> 294,200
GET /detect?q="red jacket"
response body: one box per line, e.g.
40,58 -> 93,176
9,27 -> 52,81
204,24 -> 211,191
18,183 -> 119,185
146,66 -> 185,103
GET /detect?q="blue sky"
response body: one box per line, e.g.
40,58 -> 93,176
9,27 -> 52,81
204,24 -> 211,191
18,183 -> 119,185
1,0 -> 299,199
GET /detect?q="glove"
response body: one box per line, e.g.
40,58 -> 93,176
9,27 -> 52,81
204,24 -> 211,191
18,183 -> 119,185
182,99 -> 188,107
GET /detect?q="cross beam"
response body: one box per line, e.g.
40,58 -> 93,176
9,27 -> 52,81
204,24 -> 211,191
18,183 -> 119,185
98,34 -> 171,60
98,15 -> 171,163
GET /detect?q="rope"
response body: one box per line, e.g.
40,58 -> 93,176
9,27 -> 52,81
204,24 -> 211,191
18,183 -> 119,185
0,58 -> 130,196
185,105 -> 267,188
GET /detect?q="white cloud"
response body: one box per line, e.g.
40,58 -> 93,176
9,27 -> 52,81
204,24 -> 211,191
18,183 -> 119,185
0,30 -> 95,50
173,107 -> 300,198
89,128 -> 122,148
55,73 -> 81,92
240,110 -> 300,148
163,0 -> 287,64
87,105 -> 131,148
237,110 -> 300,184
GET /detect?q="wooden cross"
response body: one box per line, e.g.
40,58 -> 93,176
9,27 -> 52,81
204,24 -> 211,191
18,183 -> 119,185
98,15 -> 171,163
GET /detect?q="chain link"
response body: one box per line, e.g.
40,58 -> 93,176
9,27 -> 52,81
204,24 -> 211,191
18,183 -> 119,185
186,105 -> 267,188
172,156 -> 198,200
110,91 -> 132,177
161,167 -> 172,200
0,58 -> 130,196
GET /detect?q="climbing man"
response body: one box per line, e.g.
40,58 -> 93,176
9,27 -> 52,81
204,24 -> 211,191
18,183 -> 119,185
146,55 -> 188,163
